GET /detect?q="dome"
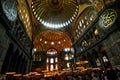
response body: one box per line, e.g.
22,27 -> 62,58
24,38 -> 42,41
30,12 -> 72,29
31,0 -> 79,29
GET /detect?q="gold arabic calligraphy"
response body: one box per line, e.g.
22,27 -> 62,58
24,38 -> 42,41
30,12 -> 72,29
101,9 -> 117,28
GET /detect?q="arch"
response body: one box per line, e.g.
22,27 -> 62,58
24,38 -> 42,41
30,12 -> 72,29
90,49 -> 101,67
23,59 -> 28,74
1,43 -> 14,74
98,45 -> 109,58
8,49 -> 20,72
47,48 -> 58,53
19,56 -> 26,74
15,54 -> 23,73
98,45 -> 111,68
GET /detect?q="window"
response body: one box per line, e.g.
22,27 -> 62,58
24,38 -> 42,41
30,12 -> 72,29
50,58 -> 54,64
55,64 -> 58,70
46,58 -> 49,63
67,63 -> 70,68
50,64 -> 54,71
55,57 -> 58,62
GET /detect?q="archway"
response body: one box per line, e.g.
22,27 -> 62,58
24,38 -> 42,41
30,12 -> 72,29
8,49 -> 19,72
15,54 -> 22,73
99,45 -> 111,69
1,43 -> 14,74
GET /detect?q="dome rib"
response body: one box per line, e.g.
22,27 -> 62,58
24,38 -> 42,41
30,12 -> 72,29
32,0 -> 79,29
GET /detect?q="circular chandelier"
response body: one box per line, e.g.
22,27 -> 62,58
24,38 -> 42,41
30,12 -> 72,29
32,0 -> 79,29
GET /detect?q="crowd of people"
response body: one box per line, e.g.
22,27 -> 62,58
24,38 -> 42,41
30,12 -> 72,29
0,68 -> 120,80
45,68 -> 120,80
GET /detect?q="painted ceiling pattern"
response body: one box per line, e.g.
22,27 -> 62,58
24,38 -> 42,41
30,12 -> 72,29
31,0 -> 79,29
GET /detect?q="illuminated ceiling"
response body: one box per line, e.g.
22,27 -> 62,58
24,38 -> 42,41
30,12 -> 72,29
31,0 -> 79,29
33,30 -> 72,51
17,0 -> 106,52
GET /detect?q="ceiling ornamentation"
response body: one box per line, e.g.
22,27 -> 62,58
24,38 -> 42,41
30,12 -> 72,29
17,0 -> 32,40
31,0 -> 79,29
33,30 -> 72,52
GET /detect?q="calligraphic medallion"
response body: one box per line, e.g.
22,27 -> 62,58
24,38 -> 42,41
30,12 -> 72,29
99,9 -> 117,29
1,0 -> 18,21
